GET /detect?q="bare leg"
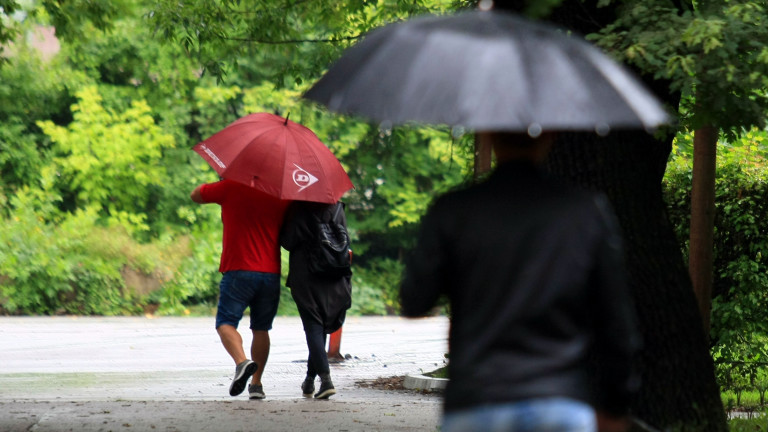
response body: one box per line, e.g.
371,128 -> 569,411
250,330 -> 270,386
217,325 -> 248,365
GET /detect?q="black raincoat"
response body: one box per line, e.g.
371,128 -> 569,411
280,201 -> 352,333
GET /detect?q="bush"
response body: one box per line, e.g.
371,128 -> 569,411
1,191 -> 133,315
150,230 -> 220,316
0,186 -> 194,315
347,257 -> 404,315
663,131 -> 768,401
729,415 -> 768,431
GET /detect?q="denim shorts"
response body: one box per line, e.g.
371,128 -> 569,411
442,398 -> 596,432
215,270 -> 280,331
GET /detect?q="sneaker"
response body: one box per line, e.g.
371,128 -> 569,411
301,377 -> 315,398
229,360 -> 257,396
314,379 -> 336,399
248,384 -> 266,400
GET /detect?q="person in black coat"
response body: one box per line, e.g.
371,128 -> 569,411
401,132 -> 640,432
280,201 -> 352,399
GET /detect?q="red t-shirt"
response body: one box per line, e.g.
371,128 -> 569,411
200,180 -> 290,273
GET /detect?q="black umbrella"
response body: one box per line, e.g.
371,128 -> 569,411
304,10 -> 670,134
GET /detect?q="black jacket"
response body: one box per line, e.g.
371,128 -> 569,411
280,201 -> 352,334
400,161 -> 640,416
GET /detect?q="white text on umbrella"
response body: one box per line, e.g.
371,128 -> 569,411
200,144 -> 226,169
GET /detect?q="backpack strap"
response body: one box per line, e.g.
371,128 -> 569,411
331,202 -> 344,223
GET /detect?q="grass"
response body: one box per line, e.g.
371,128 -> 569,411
722,389 -> 768,413
424,366 -> 448,379
730,415 -> 768,431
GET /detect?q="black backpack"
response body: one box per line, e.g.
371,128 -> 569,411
307,202 -> 352,277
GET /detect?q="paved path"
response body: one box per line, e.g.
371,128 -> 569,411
0,316 -> 449,431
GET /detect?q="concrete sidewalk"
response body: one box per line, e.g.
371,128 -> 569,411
0,316 -> 449,431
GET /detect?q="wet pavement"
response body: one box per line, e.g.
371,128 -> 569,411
0,315 -> 449,431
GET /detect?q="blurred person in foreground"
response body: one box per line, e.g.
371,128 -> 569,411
191,179 -> 290,400
400,131 -> 641,432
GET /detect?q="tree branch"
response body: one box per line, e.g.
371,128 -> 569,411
223,34 -> 364,44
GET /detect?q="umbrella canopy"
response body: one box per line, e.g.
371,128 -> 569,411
304,10 -> 670,134
193,113 -> 353,204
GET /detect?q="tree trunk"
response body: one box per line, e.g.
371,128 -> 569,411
546,131 -> 726,430
491,1 -> 727,429
473,133 -> 492,180
689,125 -> 718,333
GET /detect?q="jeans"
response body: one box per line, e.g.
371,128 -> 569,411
215,270 -> 280,330
442,398 -> 596,432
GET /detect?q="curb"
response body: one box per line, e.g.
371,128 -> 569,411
403,374 -> 448,391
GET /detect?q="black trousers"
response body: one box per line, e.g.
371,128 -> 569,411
299,311 -> 329,377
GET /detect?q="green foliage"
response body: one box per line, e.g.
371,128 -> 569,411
148,0 -> 448,83
1,0 -> 128,66
58,10 -> 202,141
1,187 -> 132,315
193,85 -> 243,138
152,230 -> 220,316
0,182 -> 202,316
40,3 -> 210,234
0,26 -> 88,190
0,119 -> 44,191
348,258 -> 405,315
37,0 -> 126,43
0,1 -> 22,52
425,365 -> 448,379
37,86 -> 175,232
347,275 -> 389,316
664,128 -> 768,398
729,417 -> 768,431
379,129 -> 473,228
593,0 -> 768,136
277,287 -> 300,316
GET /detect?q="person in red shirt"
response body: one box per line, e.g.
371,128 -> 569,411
191,179 -> 290,399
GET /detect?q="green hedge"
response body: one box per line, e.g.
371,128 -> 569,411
663,130 -> 768,403
0,184 -> 399,316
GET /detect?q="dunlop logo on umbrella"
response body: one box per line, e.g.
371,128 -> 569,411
293,164 -> 319,192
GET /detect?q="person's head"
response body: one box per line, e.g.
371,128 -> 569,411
478,131 -> 556,165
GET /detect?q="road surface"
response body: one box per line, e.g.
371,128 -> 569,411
0,315 -> 449,431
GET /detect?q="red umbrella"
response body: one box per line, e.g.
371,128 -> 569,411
193,113 -> 354,204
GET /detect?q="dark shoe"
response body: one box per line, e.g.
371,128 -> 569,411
301,377 -> 315,398
314,379 -> 336,399
229,360 -> 257,396
248,384 -> 266,400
